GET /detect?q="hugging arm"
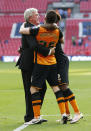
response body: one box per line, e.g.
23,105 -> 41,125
19,22 -> 30,34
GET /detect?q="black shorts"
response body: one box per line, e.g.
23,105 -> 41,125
31,64 -> 58,89
57,55 -> 69,85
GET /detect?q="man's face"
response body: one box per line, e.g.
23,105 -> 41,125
29,11 -> 40,25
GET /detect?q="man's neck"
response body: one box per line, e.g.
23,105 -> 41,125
28,21 -> 39,26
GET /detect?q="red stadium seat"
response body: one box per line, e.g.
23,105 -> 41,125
0,0 -> 60,13
64,19 -> 91,56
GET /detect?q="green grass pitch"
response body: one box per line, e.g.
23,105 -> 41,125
0,61 -> 91,131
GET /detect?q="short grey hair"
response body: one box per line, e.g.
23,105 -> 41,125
24,8 -> 38,22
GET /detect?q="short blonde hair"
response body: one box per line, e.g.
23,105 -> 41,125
24,8 -> 38,22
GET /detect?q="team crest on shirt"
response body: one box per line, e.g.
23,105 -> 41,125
58,74 -> 61,81
31,75 -> 33,82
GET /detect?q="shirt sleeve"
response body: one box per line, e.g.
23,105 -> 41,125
29,26 -> 39,36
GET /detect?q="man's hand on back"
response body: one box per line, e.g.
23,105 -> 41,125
48,47 -> 56,55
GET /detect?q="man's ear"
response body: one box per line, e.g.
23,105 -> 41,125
28,16 -> 32,23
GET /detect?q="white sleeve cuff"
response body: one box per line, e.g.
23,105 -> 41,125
48,49 -> 51,55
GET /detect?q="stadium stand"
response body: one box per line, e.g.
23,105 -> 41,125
80,1 -> 91,13
0,15 -> 24,56
0,0 -> 60,13
0,0 -> 91,59
64,19 -> 91,55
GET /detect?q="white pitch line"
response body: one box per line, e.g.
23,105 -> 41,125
13,113 -> 91,131
13,115 -> 61,131
13,124 -> 29,131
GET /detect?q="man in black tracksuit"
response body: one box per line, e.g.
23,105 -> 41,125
16,24 -> 50,122
16,8 -> 52,123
